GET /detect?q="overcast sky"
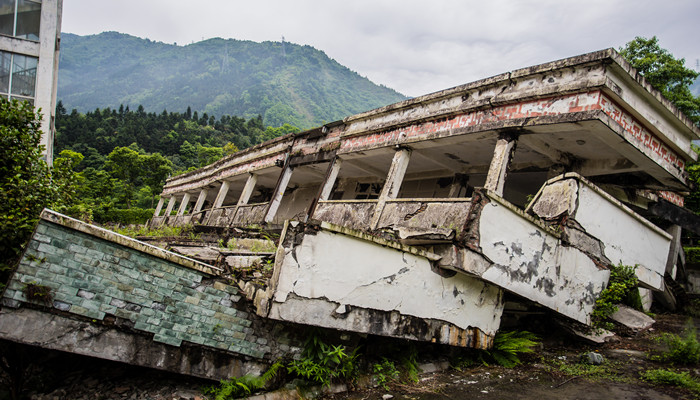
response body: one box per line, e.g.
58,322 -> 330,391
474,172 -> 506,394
62,0 -> 699,98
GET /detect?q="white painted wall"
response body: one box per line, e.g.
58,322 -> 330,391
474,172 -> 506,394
573,183 -> 671,290
478,200 -> 610,324
271,229 -> 504,335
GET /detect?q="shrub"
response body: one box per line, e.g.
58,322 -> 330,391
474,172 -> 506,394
641,368 -> 700,394
591,263 -> 640,329
651,320 -> 700,365
287,331 -> 359,387
202,361 -> 284,399
485,330 -> 539,367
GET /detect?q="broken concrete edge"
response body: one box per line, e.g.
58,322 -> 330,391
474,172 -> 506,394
482,190 -> 562,240
0,308 -> 267,381
316,220 -> 442,262
342,48 -> 700,142
526,173 -> 673,241
40,209 -> 223,275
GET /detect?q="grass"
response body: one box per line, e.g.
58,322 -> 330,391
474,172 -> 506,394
544,355 -> 631,383
641,368 -> 700,395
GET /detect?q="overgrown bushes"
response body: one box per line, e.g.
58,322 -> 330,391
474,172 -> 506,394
591,263 -> 641,329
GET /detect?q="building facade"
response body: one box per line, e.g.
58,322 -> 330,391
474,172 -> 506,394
0,0 -> 62,164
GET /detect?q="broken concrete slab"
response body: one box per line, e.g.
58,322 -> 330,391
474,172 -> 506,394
263,221 -> 503,348
610,304 -> 655,334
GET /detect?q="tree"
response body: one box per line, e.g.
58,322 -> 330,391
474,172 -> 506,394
620,37 -> 700,125
0,100 -> 76,284
105,146 -> 142,208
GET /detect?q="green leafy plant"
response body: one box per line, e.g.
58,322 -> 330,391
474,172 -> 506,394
640,368 -> 700,395
483,330 -> 539,368
22,282 -> 53,305
287,330 -> 359,387
372,358 -> 399,389
202,361 -> 284,399
591,263 -> 640,329
650,319 -> 700,365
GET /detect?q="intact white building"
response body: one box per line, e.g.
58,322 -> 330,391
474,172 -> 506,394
0,0 -> 62,164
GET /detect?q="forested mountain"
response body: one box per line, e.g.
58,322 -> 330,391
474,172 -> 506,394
58,32 -> 407,129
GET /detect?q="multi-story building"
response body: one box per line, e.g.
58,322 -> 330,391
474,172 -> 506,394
0,0 -> 62,164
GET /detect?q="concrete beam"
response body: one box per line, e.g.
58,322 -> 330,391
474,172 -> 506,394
370,148 -> 411,229
176,193 -> 191,216
484,133 -> 518,196
163,196 -> 177,217
319,158 -> 343,201
237,174 -> 258,206
153,197 -> 165,217
212,181 -> 231,209
192,189 -> 209,214
264,167 -> 293,223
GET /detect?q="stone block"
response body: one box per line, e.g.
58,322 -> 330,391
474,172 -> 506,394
53,291 -> 79,304
53,300 -> 71,311
99,304 -> 117,314
56,285 -> 79,296
35,269 -> 56,281
152,333 -> 182,347
68,244 -> 87,254
2,298 -> 21,308
184,296 -> 200,305
114,308 -> 138,320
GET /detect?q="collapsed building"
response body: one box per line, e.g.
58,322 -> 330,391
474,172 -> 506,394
2,49 -> 699,380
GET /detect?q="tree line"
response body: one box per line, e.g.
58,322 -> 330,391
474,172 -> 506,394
54,102 -> 299,220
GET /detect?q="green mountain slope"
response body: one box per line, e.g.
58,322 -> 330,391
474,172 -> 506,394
58,32 -> 407,129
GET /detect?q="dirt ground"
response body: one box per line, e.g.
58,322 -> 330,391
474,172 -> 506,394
331,314 -> 699,400
2,314 -> 698,400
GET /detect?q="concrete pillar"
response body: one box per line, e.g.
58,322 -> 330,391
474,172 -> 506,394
176,193 -> 191,216
264,167 -> 294,223
163,196 -> 177,216
370,148 -> 412,229
154,197 -> 165,217
484,132 -> 518,196
192,189 -> 209,214
319,158 -> 343,201
237,173 -> 258,206
212,181 -> 231,209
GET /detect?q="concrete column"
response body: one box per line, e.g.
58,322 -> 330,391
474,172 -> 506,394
237,173 -> 258,206
192,189 -> 209,214
163,196 -> 177,216
176,193 -> 191,216
370,148 -> 412,229
264,167 -> 294,223
484,132 -> 518,196
153,197 -> 165,217
35,0 -> 62,165
212,181 -> 231,209
319,158 -> 343,201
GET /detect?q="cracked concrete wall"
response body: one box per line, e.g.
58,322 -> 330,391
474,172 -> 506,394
266,222 -> 504,348
529,174 -> 672,290
440,193 -> 610,325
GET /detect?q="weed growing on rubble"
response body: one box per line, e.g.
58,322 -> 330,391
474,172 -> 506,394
287,330 -> 359,387
650,319 -> 700,365
486,330 -> 539,367
202,361 -> 284,399
640,368 -> 700,395
372,358 -> 400,389
591,263 -> 640,330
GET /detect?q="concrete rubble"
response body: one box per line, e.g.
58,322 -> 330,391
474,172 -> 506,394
2,48 -> 700,380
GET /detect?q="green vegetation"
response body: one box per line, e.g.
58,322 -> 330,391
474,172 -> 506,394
591,263 -> 640,330
0,100 -> 79,287
287,330 -> 359,388
650,320 -> 700,365
620,36 -> 700,126
545,356 -> 629,383
486,330 -> 540,368
372,358 -> 400,390
58,32 -> 407,130
640,368 -> 700,395
202,361 -> 284,399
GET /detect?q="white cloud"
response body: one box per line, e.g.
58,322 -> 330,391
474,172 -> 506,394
61,0 -> 700,97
